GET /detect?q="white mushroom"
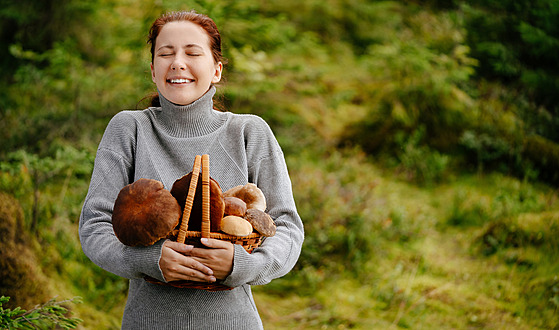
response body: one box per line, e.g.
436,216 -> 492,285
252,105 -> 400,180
223,183 -> 266,212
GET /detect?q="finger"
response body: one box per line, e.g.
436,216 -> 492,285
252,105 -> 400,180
164,240 -> 194,254
168,267 -> 216,282
161,245 -> 214,277
174,264 -> 217,283
200,238 -> 231,249
182,257 -> 214,276
188,242 -> 235,280
189,245 -> 217,259
168,250 -> 214,276
163,255 -> 216,282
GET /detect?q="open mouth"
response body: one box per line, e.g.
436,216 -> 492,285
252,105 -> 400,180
167,78 -> 194,84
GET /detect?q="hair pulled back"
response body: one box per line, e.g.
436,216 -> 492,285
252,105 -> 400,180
145,10 -> 224,107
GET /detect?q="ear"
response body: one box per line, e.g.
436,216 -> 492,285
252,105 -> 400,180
150,63 -> 156,83
211,62 -> 223,84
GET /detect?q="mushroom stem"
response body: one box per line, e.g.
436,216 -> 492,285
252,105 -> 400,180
177,155 -> 202,244
201,154 -> 211,238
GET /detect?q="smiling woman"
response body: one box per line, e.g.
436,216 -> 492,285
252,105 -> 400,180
78,9 -> 304,330
147,10 -> 225,107
150,21 -> 222,105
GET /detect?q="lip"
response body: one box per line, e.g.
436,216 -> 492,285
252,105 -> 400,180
167,77 -> 195,84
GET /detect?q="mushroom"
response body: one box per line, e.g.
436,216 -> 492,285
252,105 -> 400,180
112,178 -> 181,247
220,215 -> 253,237
170,172 -> 225,233
224,196 -> 247,217
245,208 -> 276,237
223,183 -> 266,212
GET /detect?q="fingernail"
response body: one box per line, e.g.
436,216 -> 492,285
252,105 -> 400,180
209,276 -> 216,282
201,238 -> 208,243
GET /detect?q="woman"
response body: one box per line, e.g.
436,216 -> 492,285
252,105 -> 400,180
79,10 -> 304,329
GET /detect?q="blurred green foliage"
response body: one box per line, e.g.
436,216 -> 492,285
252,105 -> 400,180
0,296 -> 82,329
1,0 -> 559,328
2,0 -> 559,184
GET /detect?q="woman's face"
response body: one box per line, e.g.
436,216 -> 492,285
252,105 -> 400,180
151,21 -> 222,105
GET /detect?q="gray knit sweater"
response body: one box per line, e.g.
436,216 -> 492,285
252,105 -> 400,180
79,87 -> 304,329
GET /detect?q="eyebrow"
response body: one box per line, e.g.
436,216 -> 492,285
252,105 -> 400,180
156,44 -> 205,52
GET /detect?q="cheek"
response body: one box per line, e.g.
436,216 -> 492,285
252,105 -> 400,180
152,61 -> 168,80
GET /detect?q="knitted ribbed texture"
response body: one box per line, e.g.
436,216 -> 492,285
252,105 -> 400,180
79,87 -> 304,329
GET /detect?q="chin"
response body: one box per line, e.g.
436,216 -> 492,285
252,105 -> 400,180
160,85 -> 211,105
167,95 -> 198,106
174,99 -> 196,105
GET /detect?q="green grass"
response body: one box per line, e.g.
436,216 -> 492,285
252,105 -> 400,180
251,154 -> 559,329
3,149 -> 558,329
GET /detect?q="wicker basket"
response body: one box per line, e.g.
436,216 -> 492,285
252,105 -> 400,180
145,154 -> 262,291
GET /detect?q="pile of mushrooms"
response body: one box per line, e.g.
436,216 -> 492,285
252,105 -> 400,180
221,184 -> 276,237
112,161 -> 276,248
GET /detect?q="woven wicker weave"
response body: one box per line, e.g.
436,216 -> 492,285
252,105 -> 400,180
145,154 -> 263,291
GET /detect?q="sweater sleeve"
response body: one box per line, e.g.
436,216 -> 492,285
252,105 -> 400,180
221,117 -> 304,287
79,112 -> 167,281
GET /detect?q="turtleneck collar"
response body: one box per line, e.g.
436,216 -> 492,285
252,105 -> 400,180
155,86 -> 227,138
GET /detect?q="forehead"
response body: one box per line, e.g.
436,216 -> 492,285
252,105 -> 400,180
156,21 -> 211,48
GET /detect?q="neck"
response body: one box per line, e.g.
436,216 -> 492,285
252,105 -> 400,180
156,86 -> 226,137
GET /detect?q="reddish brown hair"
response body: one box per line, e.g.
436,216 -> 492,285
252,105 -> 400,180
147,10 -> 223,65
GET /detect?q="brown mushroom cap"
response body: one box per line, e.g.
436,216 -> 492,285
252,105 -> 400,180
170,172 -> 225,233
112,178 -> 181,247
224,196 -> 247,217
223,183 -> 266,212
245,208 -> 276,237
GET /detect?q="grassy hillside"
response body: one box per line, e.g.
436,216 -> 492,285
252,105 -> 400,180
252,149 -> 559,329
3,148 -> 557,328
1,0 -> 559,328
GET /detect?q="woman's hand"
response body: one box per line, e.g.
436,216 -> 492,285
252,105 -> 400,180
190,238 -> 234,280
159,240 -> 216,283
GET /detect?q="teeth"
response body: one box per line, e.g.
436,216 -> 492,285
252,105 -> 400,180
169,78 -> 192,83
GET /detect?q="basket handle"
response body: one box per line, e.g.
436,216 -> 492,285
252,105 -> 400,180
176,155 -> 202,244
201,154 -> 211,238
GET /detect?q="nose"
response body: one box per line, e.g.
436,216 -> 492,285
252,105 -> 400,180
171,55 -> 186,71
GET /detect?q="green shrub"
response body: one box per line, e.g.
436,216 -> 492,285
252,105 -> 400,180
0,296 -> 82,329
394,128 -> 450,186
477,212 -> 558,256
446,191 -> 490,227
289,149 -> 381,275
459,130 -> 516,172
473,212 -> 559,327
523,134 -> 559,185
0,145 -> 93,232
446,175 -> 545,228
